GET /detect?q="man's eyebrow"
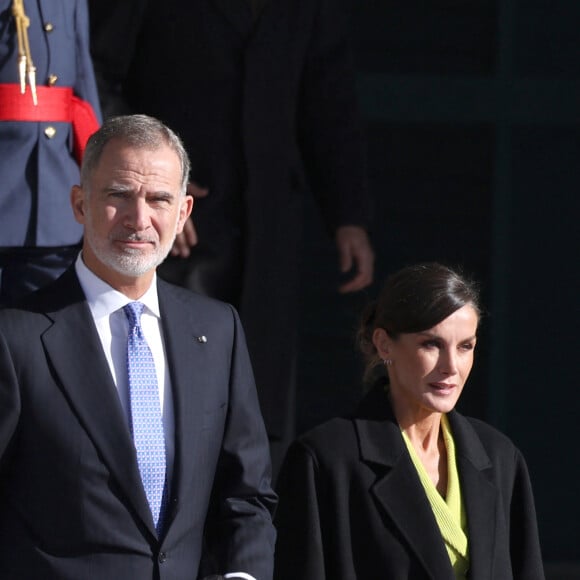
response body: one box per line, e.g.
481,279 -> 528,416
104,183 -> 133,193
148,190 -> 176,200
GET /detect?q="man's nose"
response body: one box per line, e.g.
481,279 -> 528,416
124,198 -> 150,231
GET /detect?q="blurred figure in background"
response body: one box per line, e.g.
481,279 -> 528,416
89,0 -> 374,473
275,263 -> 544,579
0,0 -> 101,304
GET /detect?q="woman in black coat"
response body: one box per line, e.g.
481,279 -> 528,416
274,263 -> 544,580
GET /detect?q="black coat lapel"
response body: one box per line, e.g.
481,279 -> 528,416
351,385 -> 502,580
37,270 -> 156,537
356,413 -> 456,580
448,412 -> 497,580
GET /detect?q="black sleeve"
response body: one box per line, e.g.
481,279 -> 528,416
274,440 -> 328,580
88,0 -> 150,117
509,450 -> 545,580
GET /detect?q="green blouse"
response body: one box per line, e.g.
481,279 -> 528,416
402,415 -> 470,579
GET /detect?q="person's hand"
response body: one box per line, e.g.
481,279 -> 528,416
335,225 -> 374,293
170,182 -> 209,257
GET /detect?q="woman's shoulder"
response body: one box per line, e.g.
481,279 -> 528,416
294,416 -> 359,458
296,382 -> 392,444
451,412 -> 526,466
288,384 -> 398,473
461,414 -> 516,444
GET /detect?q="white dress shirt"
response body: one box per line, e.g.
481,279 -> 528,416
75,255 -> 176,491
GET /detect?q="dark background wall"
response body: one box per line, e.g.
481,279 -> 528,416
297,0 -> 579,576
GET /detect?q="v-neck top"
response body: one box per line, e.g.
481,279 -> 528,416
402,414 -> 470,579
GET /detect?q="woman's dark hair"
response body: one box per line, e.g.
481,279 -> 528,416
357,262 -> 481,384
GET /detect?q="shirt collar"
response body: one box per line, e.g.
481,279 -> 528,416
74,253 -> 161,320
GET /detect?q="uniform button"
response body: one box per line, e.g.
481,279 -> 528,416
44,22 -> 54,32
44,126 -> 56,139
47,74 -> 58,86
158,552 -> 167,564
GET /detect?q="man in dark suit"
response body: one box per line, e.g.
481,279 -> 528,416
88,0 -> 375,472
0,114 -> 276,579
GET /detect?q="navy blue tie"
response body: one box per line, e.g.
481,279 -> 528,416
124,302 -> 167,531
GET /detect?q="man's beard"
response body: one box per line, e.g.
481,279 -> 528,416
84,216 -> 176,278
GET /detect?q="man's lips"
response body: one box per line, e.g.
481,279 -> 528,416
116,236 -> 156,246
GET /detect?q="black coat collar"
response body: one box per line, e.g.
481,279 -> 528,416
353,383 -> 498,580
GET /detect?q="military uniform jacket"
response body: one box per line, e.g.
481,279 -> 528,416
0,0 -> 101,247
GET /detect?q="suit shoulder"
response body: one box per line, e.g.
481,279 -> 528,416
0,304 -> 47,328
0,306 -> 52,358
159,279 -> 238,317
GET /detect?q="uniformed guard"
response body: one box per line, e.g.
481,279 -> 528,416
0,0 -> 102,304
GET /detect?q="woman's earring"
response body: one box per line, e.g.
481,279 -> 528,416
382,358 -> 392,366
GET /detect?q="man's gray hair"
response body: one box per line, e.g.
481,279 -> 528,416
81,114 -> 191,194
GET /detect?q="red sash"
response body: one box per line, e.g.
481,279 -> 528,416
0,83 -> 100,164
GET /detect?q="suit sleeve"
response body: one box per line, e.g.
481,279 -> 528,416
202,306 -> 277,580
274,441 -> 327,580
297,0 -> 371,233
509,451 -> 545,580
74,0 -> 102,121
88,0 -> 148,117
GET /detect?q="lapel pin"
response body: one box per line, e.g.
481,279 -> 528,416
197,335 -> 208,343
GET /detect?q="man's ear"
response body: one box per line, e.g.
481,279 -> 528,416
372,327 -> 392,359
176,194 -> 194,233
70,185 -> 87,225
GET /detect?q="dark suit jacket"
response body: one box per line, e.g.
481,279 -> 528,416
0,268 -> 276,579
88,0 -> 371,438
274,384 -> 545,580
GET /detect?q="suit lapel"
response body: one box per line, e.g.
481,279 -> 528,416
356,411 -> 455,580
449,413 -> 497,580
157,282 -> 208,529
39,270 -> 156,537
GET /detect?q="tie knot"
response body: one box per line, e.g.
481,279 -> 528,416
124,301 -> 145,328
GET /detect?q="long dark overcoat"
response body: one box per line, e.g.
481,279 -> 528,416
88,0 -> 371,439
274,384 -> 545,580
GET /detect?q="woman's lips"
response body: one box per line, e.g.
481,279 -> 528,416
428,382 -> 456,392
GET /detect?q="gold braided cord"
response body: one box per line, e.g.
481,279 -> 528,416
11,0 -> 37,105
